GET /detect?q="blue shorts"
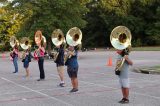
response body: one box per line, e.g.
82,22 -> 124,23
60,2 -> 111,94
24,60 -> 29,68
67,66 -> 78,78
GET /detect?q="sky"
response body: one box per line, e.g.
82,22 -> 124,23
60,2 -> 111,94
0,0 -> 13,7
7,0 -> 13,2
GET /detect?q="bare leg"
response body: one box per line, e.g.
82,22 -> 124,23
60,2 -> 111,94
124,88 -> 129,99
73,77 -> 78,89
57,67 -> 64,82
122,87 -> 125,98
71,78 -> 75,88
58,71 -> 64,82
26,68 -> 29,77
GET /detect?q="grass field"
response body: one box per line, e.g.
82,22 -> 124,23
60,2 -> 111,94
89,46 -> 160,51
131,47 -> 160,51
150,66 -> 160,72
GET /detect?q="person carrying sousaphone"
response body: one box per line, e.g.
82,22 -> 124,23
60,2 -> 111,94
65,45 -> 80,92
22,48 -> 32,77
116,47 -> 133,104
55,44 -> 65,87
51,29 -> 65,87
10,36 -> 19,73
110,26 -> 133,104
34,30 -> 46,81
65,27 -> 82,93
20,37 -> 32,78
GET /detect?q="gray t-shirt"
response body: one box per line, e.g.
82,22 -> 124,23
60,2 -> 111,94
117,54 -> 130,79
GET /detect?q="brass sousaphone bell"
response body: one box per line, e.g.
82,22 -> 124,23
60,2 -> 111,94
110,26 -> 131,50
51,29 -> 65,46
34,30 -> 46,59
9,36 -> 19,59
65,27 -> 82,61
20,37 -> 31,50
110,26 -> 132,73
34,30 -> 46,47
20,37 -> 31,59
66,27 -> 82,47
51,29 -> 65,61
10,36 -> 19,48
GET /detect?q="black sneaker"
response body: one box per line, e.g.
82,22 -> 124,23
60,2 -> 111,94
37,79 -> 45,81
13,71 -> 18,73
70,88 -> 78,93
59,83 -> 65,87
119,98 -> 129,104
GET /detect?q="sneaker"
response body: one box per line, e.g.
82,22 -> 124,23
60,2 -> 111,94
118,98 -> 129,104
70,88 -> 78,93
13,71 -> 18,73
59,83 -> 65,87
37,79 -> 45,81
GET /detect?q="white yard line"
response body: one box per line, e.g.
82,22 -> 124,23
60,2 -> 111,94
0,84 -> 95,97
0,91 -> 32,96
131,92 -> 160,100
89,71 -> 160,83
79,80 -> 160,100
1,77 -> 73,106
52,73 -> 160,100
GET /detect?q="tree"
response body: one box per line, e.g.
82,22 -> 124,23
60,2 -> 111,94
0,6 -> 26,50
3,0 -> 88,51
2,0 -> 90,49
82,0 -> 108,47
130,0 -> 160,46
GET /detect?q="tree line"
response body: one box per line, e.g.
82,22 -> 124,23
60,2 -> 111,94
0,0 -> 160,51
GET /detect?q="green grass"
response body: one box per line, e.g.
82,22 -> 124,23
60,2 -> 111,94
132,47 -> 160,51
141,65 -> 160,72
150,66 -> 160,71
107,46 -> 160,51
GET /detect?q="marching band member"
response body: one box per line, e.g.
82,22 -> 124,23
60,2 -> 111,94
65,46 -> 79,92
110,26 -> 133,103
116,48 -> 133,104
10,44 -> 19,73
54,44 -> 65,87
22,48 -> 32,77
36,41 -> 45,81
34,30 -> 46,81
51,29 -> 66,87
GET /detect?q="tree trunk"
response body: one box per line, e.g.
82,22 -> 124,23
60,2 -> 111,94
47,39 -> 52,54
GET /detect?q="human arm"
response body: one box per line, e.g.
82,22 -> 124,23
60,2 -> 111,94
124,55 -> 133,65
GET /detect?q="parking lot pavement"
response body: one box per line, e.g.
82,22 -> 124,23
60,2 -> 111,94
0,51 -> 160,106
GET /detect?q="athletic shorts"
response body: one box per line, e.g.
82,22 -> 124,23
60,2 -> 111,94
119,78 -> 130,88
67,66 -> 78,78
57,66 -> 64,73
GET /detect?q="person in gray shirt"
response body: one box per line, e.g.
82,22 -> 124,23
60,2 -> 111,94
116,48 -> 133,104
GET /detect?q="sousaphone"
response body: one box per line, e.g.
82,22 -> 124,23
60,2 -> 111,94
65,27 -> 82,61
20,37 -> 31,59
51,29 -> 65,61
34,30 -> 46,59
20,37 -> 31,50
51,29 -> 65,46
10,36 -> 19,48
9,36 -> 19,59
110,26 -> 132,73
66,27 -> 82,47
110,26 -> 131,50
34,30 -> 46,47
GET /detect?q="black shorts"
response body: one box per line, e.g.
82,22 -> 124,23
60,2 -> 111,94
67,66 -> 78,78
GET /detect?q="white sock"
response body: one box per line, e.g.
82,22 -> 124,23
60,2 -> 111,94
61,81 -> 64,83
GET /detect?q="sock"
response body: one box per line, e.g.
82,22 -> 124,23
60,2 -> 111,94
61,81 -> 64,84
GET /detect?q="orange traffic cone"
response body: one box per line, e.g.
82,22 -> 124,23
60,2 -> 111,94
107,56 -> 112,66
2,53 -> 5,60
